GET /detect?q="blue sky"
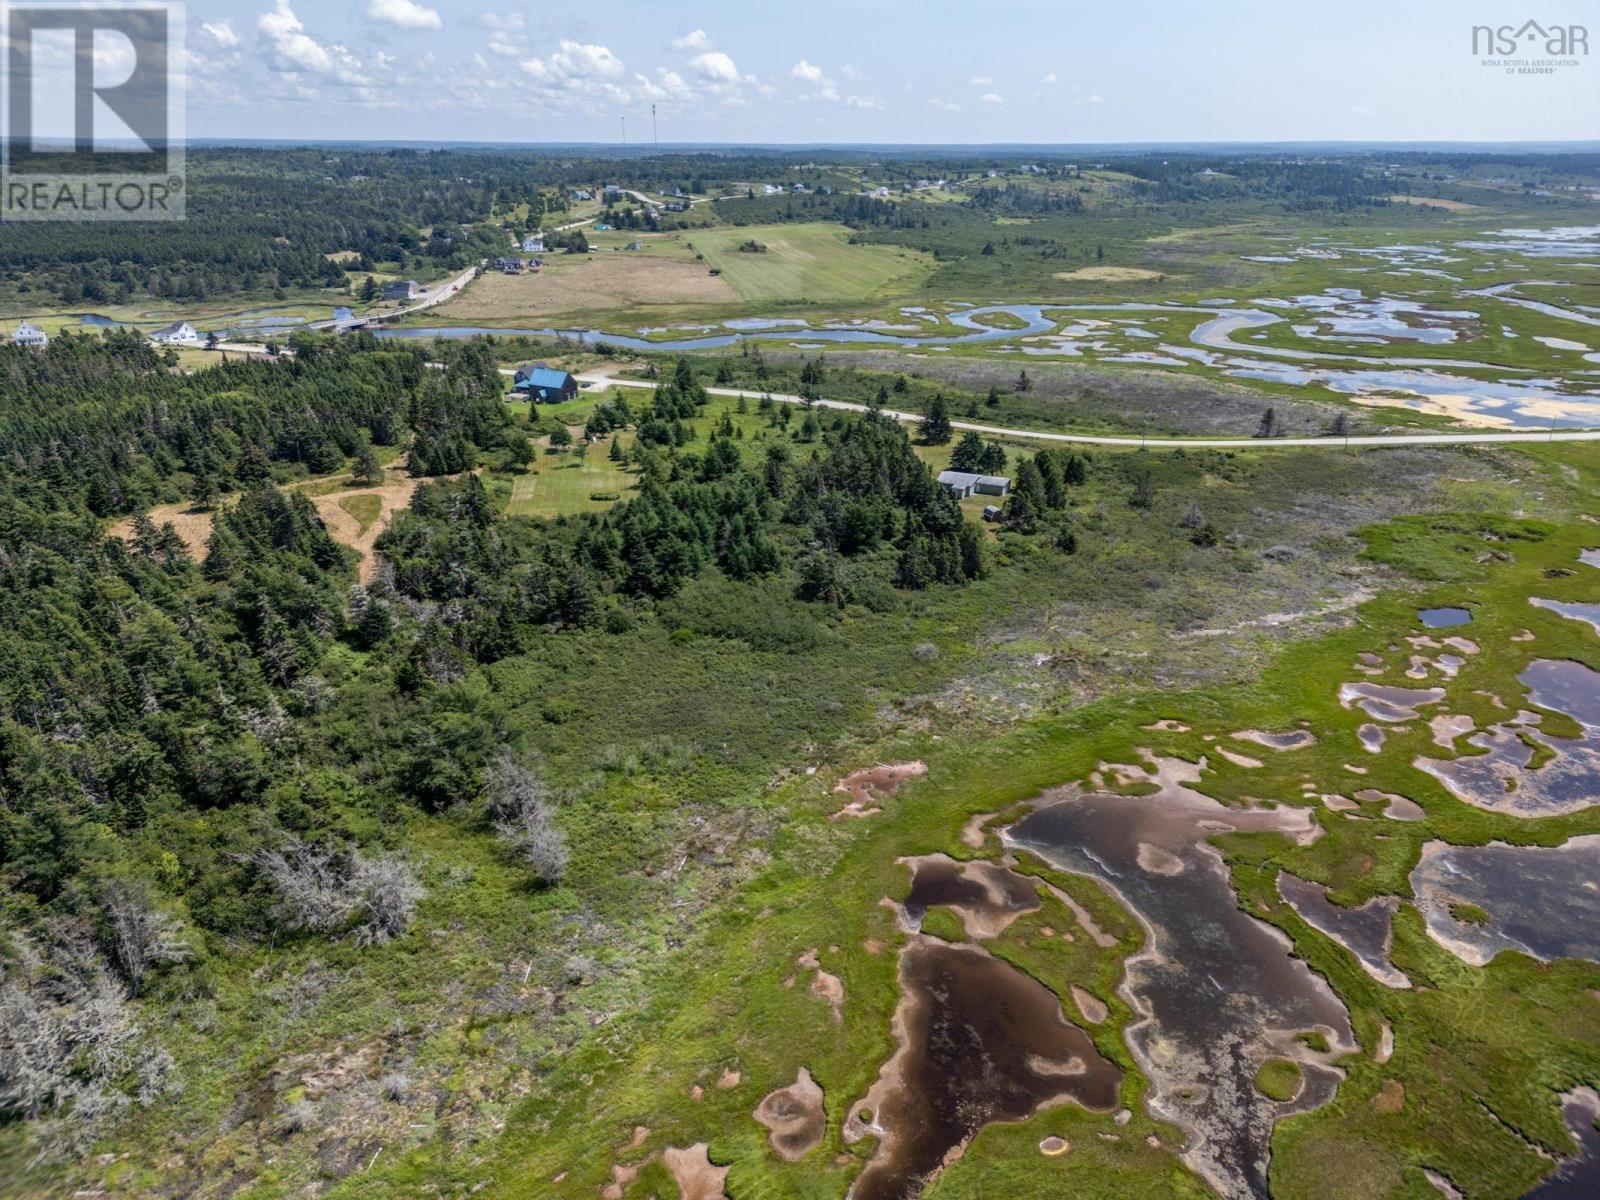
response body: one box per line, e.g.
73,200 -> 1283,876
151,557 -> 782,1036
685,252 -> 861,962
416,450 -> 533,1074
170,0 -> 1598,143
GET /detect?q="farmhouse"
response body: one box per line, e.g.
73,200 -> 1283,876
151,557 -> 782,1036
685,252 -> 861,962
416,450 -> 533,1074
149,321 -> 200,345
512,363 -> 579,403
571,189 -> 593,201
937,470 -> 1011,499
493,257 -> 526,274
521,234 -> 545,253
384,280 -> 422,301
12,320 -> 48,347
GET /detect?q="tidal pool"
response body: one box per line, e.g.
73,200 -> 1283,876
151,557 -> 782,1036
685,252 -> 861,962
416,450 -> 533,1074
898,854 -> 1041,939
1409,836 -> 1600,967
1416,661 -> 1600,817
843,938 -> 1120,1200
1531,597 -> 1600,635
1339,682 -> 1446,722
1005,755 -> 1355,1200
1524,1087 -> 1600,1200
1277,874 -> 1408,988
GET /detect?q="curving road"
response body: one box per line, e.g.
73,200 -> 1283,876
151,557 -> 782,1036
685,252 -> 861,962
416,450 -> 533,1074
574,373 -> 1600,449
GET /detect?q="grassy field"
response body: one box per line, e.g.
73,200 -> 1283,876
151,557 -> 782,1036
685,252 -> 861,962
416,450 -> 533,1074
504,442 -> 637,519
687,223 -> 937,306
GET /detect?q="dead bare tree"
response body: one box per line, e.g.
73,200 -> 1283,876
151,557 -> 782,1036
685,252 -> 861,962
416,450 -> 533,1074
100,881 -> 191,996
484,750 -> 569,885
251,838 -> 424,946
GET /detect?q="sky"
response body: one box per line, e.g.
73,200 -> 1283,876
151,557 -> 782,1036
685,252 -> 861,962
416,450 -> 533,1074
151,0 -> 1600,144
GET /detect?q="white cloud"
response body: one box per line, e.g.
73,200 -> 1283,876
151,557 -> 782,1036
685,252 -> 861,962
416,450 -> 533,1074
486,31 -> 521,58
1042,72 -> 1059,84
845,94 -> 880,109
929,97 -> 961,112
841,64 -> 865,81
478,12 -> 524,31
365,0 -> 441,30
980,92 -> 1005,106
202,20 -> 239,48
634,68 -> 692,101
1352,104 -> 1375,117
521,39 -> 625,83
1088,93 -> 1103,104
970,75 -> 993,86
673,29 -> 713,51
690,50 -> 740,83
259,2 -> 336,76
791,59 -> 824,83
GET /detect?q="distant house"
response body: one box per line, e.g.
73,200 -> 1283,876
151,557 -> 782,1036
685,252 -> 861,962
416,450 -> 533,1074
982,505 -> 1003,522
149,320 -> 200,345
493,257 -> 526,274
384,280 -> 422,302
512,363 -> 579,403
664,201 -> 687,213
602,185 -> 623,200
521,234 -> 545,253
762,184 -> 781,195
12,320 -> 48,347
593,223 -> 612,232
571,189 -> 593,201
937,471 -> 1011,499
625,240 -> 643,251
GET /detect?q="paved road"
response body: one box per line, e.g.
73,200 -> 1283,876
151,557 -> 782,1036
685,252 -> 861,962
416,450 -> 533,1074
308,266 -> 479,332
575,373 -> 1600,449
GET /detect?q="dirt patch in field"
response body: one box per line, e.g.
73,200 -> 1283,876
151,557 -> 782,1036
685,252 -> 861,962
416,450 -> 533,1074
110,502 -> 216,560
1071,986 -> 1109,1024
1386,195 -> 1479,211
432,256 -> 736,321
753,1067 -> 826,1161
663,1143 -> 729,1200
1054,266 -> 1172,282
1373,1080 -> 1406,1113
832,761 -> 928,819
310,479 -> 417,584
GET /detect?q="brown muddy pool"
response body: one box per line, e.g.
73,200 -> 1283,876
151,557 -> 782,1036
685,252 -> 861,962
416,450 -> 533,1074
1004,755 -> 1355,1200
843,938 -> 1119,1200
899,855 -> 1041,939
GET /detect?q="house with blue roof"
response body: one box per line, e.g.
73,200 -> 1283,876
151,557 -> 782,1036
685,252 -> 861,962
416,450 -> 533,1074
512,363 -> 579,403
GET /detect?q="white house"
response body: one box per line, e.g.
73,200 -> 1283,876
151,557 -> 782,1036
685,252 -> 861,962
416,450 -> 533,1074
521,233 -> 545,253
150,321 -> 200,345
12,320 -> 48,347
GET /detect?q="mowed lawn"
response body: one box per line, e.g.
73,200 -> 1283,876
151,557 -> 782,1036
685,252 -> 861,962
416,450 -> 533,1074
688,222 -> 935,304
506,444 -> 637,519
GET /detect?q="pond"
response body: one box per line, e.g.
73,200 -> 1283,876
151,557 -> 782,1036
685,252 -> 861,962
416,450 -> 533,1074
1531,598 -> 1600,635
1409,836 -> 1600,967
1005,754 -> 1355,1200
1419,607 -> 1473,629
